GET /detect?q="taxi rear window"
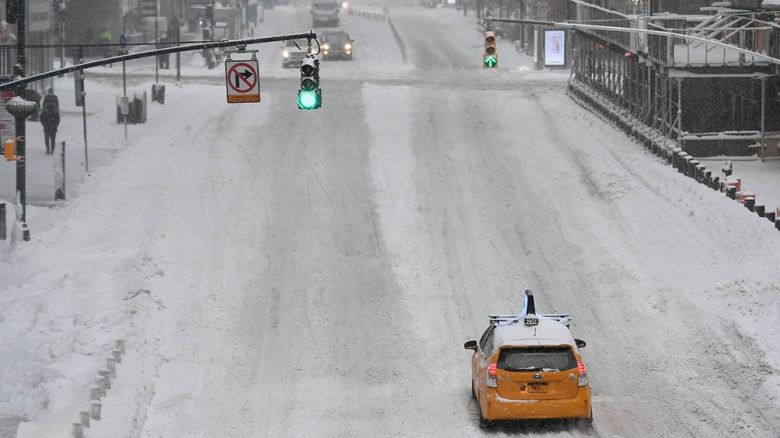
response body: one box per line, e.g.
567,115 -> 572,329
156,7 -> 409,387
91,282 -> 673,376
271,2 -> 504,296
497,347 -> 577,372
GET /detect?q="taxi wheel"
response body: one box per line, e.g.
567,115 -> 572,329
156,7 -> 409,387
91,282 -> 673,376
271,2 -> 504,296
576,408 -> 594,427
477,402 -> 492,429
478,413 -> 493,429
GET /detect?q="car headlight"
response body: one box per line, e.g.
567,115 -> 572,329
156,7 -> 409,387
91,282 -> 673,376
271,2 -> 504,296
282,50 -> 289,58
322,44 -> 330,50
344,43 -> 352,50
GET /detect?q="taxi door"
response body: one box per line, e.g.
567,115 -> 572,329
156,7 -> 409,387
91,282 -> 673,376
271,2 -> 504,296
473,326 -> 495,399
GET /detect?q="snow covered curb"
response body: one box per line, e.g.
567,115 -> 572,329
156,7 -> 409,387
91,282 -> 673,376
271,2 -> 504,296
568,79 -> 780,233
387,17 -> 408,64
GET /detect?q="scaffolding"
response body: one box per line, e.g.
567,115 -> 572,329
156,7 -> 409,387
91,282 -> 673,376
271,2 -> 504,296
568,0 -> 780,157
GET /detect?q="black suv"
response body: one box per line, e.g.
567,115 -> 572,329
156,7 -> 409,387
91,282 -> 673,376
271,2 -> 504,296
321,31 -> 353,61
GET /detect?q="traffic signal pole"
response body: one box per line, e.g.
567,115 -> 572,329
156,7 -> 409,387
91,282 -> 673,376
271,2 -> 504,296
0,32 -> 319,91
15,0 -> 28,240
155,0 -> 160,84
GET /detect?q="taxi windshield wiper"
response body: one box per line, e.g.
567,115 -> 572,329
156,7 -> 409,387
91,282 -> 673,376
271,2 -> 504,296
503,366 -> 542,372
502,366 -> 560,372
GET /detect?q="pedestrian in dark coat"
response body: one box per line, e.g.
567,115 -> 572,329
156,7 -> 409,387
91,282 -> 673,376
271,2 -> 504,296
40,88 -> 60,154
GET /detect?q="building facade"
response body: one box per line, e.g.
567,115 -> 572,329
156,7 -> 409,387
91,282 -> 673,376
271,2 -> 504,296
0,0 -> 55,92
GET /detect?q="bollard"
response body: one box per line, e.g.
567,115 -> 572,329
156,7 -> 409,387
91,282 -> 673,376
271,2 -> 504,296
107,357 -> 116,378
72,422 -> 84,438
688,160 -> 700,178
712,176 -> 720,191
737,191 -> 755,204
695,164 -> 705,182
89,385 -> 101,401
115,339 -> 125,354
95,376 -> 106,397
99,369 -> 111,389
727,187 -> 737,200
776,220 -> 780,231
90,400 -> 102,421
704,170 -> 712,185
0,203 -> 5,241
685,157 -> 695,177
112,349 -> 122,364
79,410 -> 90,428
756,205 -> 765,217
680,154 -> 691,174
676,152 -> 688,171
768,211 -> 776,222
745,197 -> 755,212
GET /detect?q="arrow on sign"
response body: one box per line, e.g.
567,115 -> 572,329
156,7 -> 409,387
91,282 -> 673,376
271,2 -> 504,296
235,69 -> 253,88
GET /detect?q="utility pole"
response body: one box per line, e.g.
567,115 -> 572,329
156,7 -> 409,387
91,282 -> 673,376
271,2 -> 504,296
211,0 -> 216,39
155,0 -> 160,84
123,59 -> 128,140
13,0 -> 31,241
81,68 -> 88,174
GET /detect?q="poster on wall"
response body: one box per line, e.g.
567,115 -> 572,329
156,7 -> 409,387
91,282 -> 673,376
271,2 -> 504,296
544,30 -> 566,66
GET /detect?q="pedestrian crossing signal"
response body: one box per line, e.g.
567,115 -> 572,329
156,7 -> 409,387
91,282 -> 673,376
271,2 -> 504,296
484,31 -> 497,68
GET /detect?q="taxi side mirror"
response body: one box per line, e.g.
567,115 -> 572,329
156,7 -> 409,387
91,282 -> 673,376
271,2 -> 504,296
575,339 -> 587,349
464,340 -> 478,351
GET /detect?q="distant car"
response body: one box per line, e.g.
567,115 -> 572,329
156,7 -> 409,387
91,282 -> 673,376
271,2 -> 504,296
464,290 -> 593,427
321,31 -> 353,60
281,39 -> 308,68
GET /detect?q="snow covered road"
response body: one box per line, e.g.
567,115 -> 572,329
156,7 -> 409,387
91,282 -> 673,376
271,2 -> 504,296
2,5 -> 780,438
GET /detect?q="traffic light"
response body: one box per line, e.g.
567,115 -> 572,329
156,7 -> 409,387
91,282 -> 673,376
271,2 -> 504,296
483,31 -> 498,68
297,55 -> 321,110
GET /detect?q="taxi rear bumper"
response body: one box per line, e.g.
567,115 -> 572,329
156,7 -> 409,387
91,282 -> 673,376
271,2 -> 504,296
482,387 -> 592,421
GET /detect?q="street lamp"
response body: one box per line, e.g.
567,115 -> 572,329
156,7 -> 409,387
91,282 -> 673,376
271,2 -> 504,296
6,95 -> 38,241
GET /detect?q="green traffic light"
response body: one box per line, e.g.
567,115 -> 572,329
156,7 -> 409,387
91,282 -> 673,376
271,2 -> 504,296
483,54 -> 498,68
297,89 -> 320,110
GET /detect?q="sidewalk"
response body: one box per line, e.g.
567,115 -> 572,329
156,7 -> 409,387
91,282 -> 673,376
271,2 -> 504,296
0,73 -> 175,251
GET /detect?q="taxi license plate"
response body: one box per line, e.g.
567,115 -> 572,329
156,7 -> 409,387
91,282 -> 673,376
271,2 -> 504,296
528,383 -> 548,393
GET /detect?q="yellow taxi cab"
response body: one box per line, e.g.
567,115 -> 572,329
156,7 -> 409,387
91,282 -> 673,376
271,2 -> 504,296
464,290 -> 592,427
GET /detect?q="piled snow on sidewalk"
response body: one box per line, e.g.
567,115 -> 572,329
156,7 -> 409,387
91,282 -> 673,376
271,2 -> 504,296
0,76 -> 237,437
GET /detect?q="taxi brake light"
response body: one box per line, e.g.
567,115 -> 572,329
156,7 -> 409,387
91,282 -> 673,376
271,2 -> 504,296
486,362 -> 498,388
577,360 -> 588,387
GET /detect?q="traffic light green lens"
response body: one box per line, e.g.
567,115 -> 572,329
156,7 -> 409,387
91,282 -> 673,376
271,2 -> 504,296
298,90 -> 319,110
484,54 -> 497,68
